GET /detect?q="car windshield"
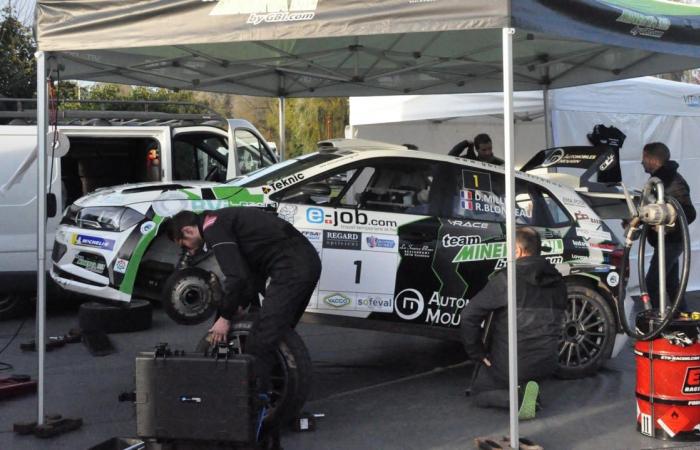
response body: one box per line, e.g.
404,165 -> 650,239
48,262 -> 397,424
229,152 -> 340,187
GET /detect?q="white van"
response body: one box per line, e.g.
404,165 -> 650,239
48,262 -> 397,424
0,100 -> 277,318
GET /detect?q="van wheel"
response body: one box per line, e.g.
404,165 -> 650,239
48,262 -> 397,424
555,283 -> 615,379
195,315 -> 313,425
78,299 -> 153,334
0,293 -> 29,320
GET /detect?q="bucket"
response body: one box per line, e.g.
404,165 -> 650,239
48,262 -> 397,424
635,315 -> 700,440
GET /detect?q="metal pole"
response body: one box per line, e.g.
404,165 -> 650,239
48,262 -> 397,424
657,182 -> 666,314
502,27 -> 519,449
278,96 -> 286,161
543,85 -> 552,148
35,50 -> 48,425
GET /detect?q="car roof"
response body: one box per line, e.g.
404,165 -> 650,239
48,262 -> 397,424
314,139 -> 571,192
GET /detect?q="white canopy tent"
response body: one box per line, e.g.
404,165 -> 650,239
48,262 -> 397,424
348,76 -> 700,294
34,0 -> 700,445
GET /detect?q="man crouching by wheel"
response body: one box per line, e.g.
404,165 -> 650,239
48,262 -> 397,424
165,207 -> 321,396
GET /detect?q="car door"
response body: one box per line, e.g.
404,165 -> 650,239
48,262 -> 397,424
271,157 -> 438,322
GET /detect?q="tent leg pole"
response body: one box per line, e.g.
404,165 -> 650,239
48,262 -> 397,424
543,84 -> 552,148
502,27 -> 519,450
278,96 -> 286,161
35,50 -> 48,426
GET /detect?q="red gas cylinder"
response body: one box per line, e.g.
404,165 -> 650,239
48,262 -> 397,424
635,316 -> 700,440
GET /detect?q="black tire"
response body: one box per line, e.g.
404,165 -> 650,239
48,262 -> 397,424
78,299 -> 153,334
195,316 -> 313,425
0,293 -> 30,320
161,268 -> 219,325
555,283 -> 616,379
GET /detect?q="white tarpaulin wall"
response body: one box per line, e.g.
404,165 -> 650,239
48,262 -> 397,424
347,91 -> 546,167
348,76 -> 700,292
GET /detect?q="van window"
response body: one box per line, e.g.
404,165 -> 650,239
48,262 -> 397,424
235,129 -> 275,176
172,133 -> 228,182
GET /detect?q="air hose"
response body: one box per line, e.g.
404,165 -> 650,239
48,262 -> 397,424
617,190 -> 691,341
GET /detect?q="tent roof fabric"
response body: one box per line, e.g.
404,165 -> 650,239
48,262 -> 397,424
35,0 -> 700,97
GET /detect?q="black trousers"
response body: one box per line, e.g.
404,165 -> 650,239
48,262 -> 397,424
472,363 -> 552,410
646,242 -> 687,311
246,238 -> 321,391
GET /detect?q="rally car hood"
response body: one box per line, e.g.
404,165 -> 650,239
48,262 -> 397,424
74,181 -> 222,208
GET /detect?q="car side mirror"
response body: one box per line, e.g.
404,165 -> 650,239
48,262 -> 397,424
301,182 -> 331,197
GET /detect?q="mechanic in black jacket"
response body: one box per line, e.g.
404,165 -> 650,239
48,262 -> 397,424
166,207 -> 321,391
641,142 -> 696,311
460,227 -> 567,419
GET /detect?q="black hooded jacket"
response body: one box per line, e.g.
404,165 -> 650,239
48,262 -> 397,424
460,255 -> 567,381
647,160 -> 696,247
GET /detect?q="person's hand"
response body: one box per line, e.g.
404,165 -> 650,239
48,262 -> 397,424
208,316 -> 231,345
482,357 -> 491,367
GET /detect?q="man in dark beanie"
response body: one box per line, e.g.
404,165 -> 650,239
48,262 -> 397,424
165,207 -> 321,392
641,142 -> 696,311
460,227 -> 567,420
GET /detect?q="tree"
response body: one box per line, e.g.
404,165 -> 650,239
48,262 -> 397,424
0,5 -> 36,98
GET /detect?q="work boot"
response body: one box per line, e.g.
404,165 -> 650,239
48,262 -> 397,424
518,381 -> 539,421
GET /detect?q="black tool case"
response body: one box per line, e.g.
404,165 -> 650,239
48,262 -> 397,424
135,345 -> 259,445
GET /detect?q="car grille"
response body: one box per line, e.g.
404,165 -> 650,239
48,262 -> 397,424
53,267 -> 107,287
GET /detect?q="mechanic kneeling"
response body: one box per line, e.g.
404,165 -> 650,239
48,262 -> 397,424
166,207 -> 321,396
460,227 -> 567,420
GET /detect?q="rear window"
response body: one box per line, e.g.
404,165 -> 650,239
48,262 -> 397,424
231,153 -> 340,187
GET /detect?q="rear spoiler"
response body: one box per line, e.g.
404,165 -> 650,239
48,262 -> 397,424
520,146 -> 618,190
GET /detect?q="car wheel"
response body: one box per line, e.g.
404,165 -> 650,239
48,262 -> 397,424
161,268 -> 219,325
0,293 -> 29,320
195,315 -> 313,425
555,283 -> 615,379
78,299 -> 153,334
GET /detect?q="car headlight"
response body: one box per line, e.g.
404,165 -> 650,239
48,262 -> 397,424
70,207 -> 145,232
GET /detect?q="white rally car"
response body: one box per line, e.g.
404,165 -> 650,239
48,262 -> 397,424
52,139 -> 631,379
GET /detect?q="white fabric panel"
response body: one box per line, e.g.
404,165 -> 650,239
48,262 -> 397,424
349,92 -> 544,126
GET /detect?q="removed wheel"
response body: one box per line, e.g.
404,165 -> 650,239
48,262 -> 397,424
78,299 -> 152,334
0,293 -> 29,320
555,283 -> 615,379
195,315 -> 312,424
161,268 -> 220,325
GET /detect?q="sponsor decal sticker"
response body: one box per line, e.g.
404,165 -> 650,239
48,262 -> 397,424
72,234 -> 115,250
684,94 -> 700,108
300,229 -> 322,241
305,207 -> 398,230
208,0 -> 319,25
683,367 -> 700,394
574,211 -> 602,225
73,254 -> 106,274
452,239 -> 564,263
542,148 -> 565,167
616,9 -> 670,39
394,288 -> 424,320
599,153 -> 616,171
323,293 -> 352,308
356,295 -> 393,313
140,221 -> 156,235
399,242 -> 433,259
576,228 -> 612,241
460,189 -> 531,218
560,195 -> 587,208
277,204 -> 298,224
265,173 -> 305,192
114,258 -> 129,274
446,219 -> 488,229
323,230 -> 361,250
441,234 -> 481,248
426,291 -> 468,326
365,235 -> 396,249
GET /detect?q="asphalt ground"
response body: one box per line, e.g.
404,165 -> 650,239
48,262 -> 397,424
3,296 -> 700,449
